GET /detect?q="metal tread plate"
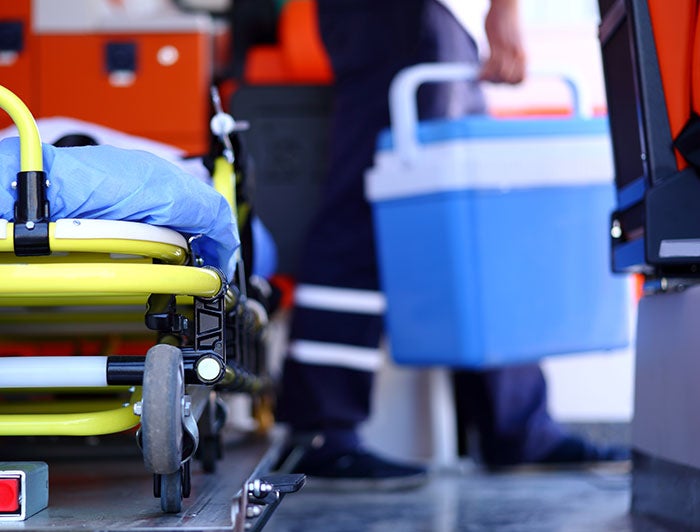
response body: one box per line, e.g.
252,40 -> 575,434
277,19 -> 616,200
0,428 -> 285,531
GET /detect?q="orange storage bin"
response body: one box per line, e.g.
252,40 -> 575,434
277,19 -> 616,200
36,31 -> 211,155
0,0 -> 34,130
0,0 -> 225,155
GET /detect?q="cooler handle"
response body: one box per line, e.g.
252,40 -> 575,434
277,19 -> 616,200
388,62 -> 593,165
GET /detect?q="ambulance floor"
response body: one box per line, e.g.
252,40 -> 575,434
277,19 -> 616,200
0,429 -> 281,531
264,460 -> 673,532
0,422 -> 676,531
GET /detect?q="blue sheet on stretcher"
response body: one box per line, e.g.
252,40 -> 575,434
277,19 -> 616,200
0,136 -> 239,280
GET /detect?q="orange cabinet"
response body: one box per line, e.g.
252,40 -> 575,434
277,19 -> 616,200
35,31 -> 211,155
0,0 -> 34,129
0,0 -> 226,155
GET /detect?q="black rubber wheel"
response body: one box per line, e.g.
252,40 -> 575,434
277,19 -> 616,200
199,435 -> 221,474
160,470 -> 183,513
153,474 -> 161,498
141,344 -> 184,475
182,460 -> 191,498
196,393 -> 226,473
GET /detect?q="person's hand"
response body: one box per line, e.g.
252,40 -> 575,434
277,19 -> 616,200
480,0 -> 526,84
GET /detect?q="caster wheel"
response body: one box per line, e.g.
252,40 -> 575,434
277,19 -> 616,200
141,344 -> 184,475
159,470 -> 182,513
198,434 -> 222,474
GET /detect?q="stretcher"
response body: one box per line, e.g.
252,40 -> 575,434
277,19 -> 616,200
0,84 -> 299,518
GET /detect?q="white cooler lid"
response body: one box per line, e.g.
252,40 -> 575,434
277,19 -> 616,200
376,114 -> 610,151
365,116 -> 614,202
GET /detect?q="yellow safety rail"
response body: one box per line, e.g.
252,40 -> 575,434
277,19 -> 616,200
211,154 -> 245,272
0,263 -> 223,299
0,388 -> 142,436
0,224 -> 188,264
0,85 -> 42,171
212,156 -> 236,212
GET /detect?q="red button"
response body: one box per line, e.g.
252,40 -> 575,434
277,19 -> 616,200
0,478 -> 20,513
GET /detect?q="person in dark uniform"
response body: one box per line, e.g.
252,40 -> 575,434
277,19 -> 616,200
277,0 -> 628,489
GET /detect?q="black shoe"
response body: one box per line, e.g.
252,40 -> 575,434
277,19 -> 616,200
484,435 -> 631,471
537,436 -> 631,465
276,432 -> 428,492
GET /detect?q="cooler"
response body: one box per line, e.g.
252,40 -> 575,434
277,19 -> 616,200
365,63 -> 632,368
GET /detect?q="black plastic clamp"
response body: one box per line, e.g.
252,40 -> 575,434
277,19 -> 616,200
13,170 -> 50,256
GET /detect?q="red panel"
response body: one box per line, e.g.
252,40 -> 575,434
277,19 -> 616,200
244,0 -> 333,85
244,45 -> 289,83
692,4 -> 700,115
0,478 -> 20,513
647,0 -> 697,170
278,0 -> 332,83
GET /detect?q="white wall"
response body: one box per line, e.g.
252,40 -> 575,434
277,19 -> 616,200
444,0 -> 608,115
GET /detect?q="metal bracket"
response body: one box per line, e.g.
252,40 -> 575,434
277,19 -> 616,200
194,295 -> 226,361
13,171 -> 50,256
145,294 -> 188,333
245,474 -> 306,532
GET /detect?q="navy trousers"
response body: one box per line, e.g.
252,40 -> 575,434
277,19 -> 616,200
278,0 -> 564,464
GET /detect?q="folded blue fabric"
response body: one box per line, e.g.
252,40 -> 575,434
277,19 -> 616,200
0,137 -> 239,280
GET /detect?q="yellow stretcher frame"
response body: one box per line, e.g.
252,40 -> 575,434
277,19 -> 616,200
0,84 -> 236,437
0,388 -> 142,436
0,221 -> 189,263
0,85 -> 42,171
0,263 -> 223,299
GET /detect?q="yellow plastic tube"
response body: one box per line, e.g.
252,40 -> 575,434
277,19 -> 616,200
0,85 -> 42,172
0,263 -> 224,298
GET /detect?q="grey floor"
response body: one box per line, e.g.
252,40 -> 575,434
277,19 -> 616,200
0,423 -> 679,531
264,461 -> 672,532
264,424 -> 677,532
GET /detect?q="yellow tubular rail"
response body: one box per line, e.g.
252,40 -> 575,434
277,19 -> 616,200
1,224 -> 188,264
0,295 -> 194,307
0,399 -> 131,414
0,263 -> 223,298
212,155 -> 243,266
0,389 -> 142,436
212,156 -> 236,211
0,85 -> 42,172
216,154 -> 252,229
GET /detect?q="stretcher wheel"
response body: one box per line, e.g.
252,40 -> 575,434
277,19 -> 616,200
159,470 -> 183,513
199,434 -> 222,474
197,394 -> 226,473
182,459 -> 192,498
141,344 -> 184,475
154,461 -> 190,513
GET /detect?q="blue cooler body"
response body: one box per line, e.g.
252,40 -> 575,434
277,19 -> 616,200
365,113 -> 632,369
